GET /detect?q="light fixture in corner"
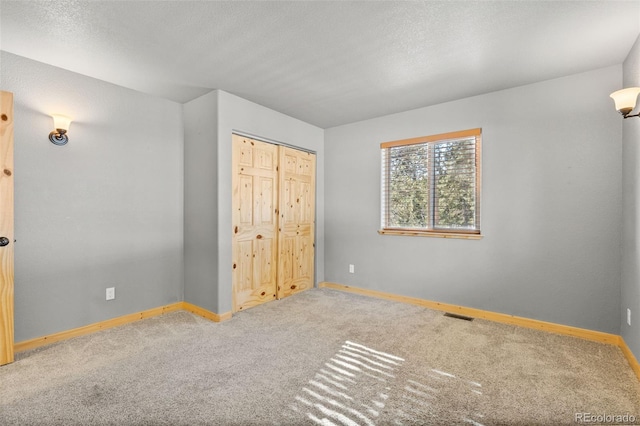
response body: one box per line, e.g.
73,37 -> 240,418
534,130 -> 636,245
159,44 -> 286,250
49,114 -> 72,146
610,87 -> 640,119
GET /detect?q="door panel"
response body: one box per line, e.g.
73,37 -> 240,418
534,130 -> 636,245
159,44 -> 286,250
236,240 -> 254,292
0,91 -> 14,366
232,135 -> 279,312
277,146 -> 316,299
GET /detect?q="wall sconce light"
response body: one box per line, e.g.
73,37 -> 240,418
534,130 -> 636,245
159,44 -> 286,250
610,87 -> 640,119
49,114 -> 72,145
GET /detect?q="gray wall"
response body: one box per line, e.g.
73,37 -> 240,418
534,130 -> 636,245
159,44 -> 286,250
217,90 -> 325,314
182,90 -> 325,315
183,90 -> 219,312
621,34 -> 640,359
1,48 -> 631,344
1,52 -> 184,342
324,66 -> 623,334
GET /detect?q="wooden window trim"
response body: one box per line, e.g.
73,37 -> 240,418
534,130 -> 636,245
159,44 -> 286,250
378,228 -> 482,240
380,128 -> 482,237
380,128 -> 481,149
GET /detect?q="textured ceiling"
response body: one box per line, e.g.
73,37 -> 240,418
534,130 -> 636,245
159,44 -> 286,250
1,1 -> 639,128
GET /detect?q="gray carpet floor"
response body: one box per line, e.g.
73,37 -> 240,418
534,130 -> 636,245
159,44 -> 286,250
1,288 -> 639,425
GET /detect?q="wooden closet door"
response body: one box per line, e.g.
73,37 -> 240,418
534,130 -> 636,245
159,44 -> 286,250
277,146 -> 316,299
232,135 -> 279,312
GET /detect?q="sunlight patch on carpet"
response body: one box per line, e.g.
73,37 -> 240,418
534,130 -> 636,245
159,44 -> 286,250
290,341 -> 487,425
290,341 -> 404,426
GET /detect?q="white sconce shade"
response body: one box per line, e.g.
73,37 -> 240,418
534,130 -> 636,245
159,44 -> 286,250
49,114 -> 72,145
52,114 -> 72,132
610,87 -> 640,117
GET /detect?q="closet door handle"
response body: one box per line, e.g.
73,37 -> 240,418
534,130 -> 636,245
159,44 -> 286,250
0,237 -> 9,247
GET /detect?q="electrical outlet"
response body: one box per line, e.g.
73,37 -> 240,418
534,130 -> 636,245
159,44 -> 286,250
349,264 -> 355,274
628,308 -> 631,326
106,287 -> 115,301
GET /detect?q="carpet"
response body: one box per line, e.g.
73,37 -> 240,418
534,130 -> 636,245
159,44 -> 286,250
1,288 -> 638,425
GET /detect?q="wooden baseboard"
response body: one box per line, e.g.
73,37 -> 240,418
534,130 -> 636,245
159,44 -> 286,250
14,301 -> 231,353
620,337 -> 640,381
320,281 -> 640,381
12,287 -> 640,382
319,282 -> 620,345
14,303 -> 183,353
182,302 -> 232,322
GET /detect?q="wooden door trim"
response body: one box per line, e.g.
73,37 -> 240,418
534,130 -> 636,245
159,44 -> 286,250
0,91 -> 15,366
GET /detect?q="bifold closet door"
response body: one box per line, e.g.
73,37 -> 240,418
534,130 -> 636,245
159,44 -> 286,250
277,146 -> 315,299
232,135 -> 316,313
232,135 -> 279,312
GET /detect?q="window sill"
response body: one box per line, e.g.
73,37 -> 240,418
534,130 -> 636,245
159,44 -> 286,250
378,229 -> 482,240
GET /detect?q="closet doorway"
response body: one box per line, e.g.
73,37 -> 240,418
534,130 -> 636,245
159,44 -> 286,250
232,134 -> 316,312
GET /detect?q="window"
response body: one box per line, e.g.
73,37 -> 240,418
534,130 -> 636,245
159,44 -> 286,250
380,128 -> 481,239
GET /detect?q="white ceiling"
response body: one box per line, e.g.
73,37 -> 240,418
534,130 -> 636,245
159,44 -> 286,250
1,1 -> 639,128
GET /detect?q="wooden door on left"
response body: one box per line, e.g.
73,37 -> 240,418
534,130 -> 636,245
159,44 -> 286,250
232,135 -> 279,312
0,91 -> 14,366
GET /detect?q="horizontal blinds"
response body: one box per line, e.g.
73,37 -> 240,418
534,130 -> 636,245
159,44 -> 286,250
381,129 -> 481,233
381,148 -> 388,229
